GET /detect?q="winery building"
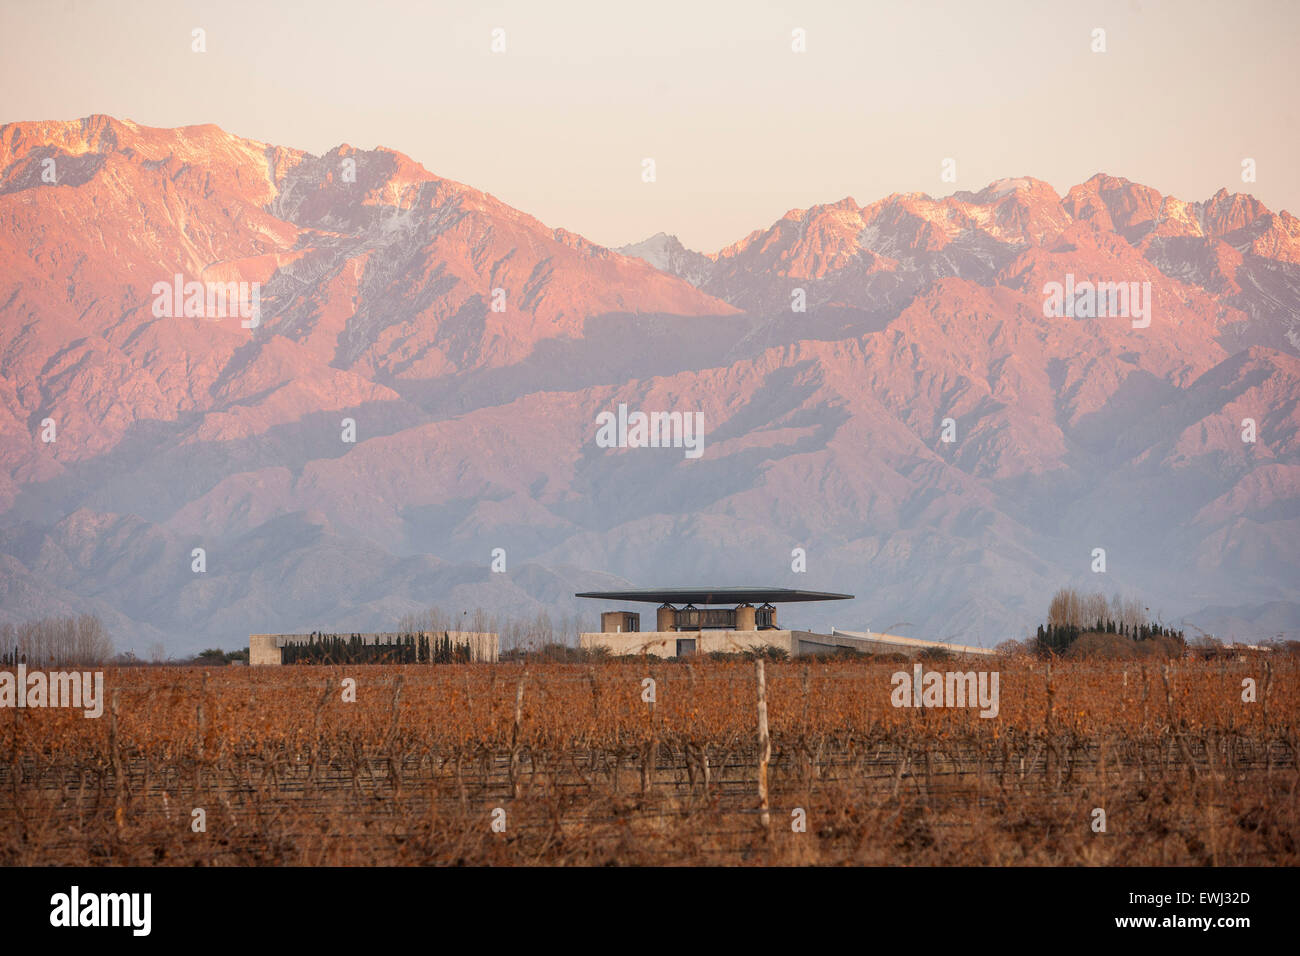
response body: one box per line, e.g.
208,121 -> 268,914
575,586 -> 997,658
576,586 -> 856,658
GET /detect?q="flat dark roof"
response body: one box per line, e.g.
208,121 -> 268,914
575,587 -> 854,605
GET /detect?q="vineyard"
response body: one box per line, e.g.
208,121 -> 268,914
1,657 -> 1296,865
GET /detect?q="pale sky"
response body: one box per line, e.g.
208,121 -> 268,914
1,0 -> 1296,251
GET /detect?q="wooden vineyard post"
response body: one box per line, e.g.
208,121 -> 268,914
385,675 -> 405,797
801,663 -> 811,787
510,669 -> 527,799
1262,658 -> 1272,724
756,658 -> 771,833
110,689 -> 124,833
642,665 -> 657,796
195,673 -> 207,796
1044,660 -> 1054,783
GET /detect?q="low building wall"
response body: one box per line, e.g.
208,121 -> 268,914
581,628 -> 996,659
581,630 -> 798,658
824,629 -> 997,657
249,631 -> 499,665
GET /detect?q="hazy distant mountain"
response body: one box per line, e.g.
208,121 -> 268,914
2,117 -> 1297,653
615,232 -> 713,288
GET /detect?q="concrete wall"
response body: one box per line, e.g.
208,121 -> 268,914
825,629 -> 997,657
250,634 -> 282,666
249,631 -> 500,666
600,611 -> 640,633
580,628 -> 996,659
581,630 -> 797,658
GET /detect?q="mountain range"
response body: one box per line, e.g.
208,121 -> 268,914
2,116 -> 1297,653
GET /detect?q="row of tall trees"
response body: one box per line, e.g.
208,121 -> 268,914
1,615 -> 114,668
397,606 -> 593,654
281,632 -> 472,665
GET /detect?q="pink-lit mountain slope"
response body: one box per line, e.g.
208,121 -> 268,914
1,118 -> 1296,652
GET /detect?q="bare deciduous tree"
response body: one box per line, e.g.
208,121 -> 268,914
1,614 -> 113,667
